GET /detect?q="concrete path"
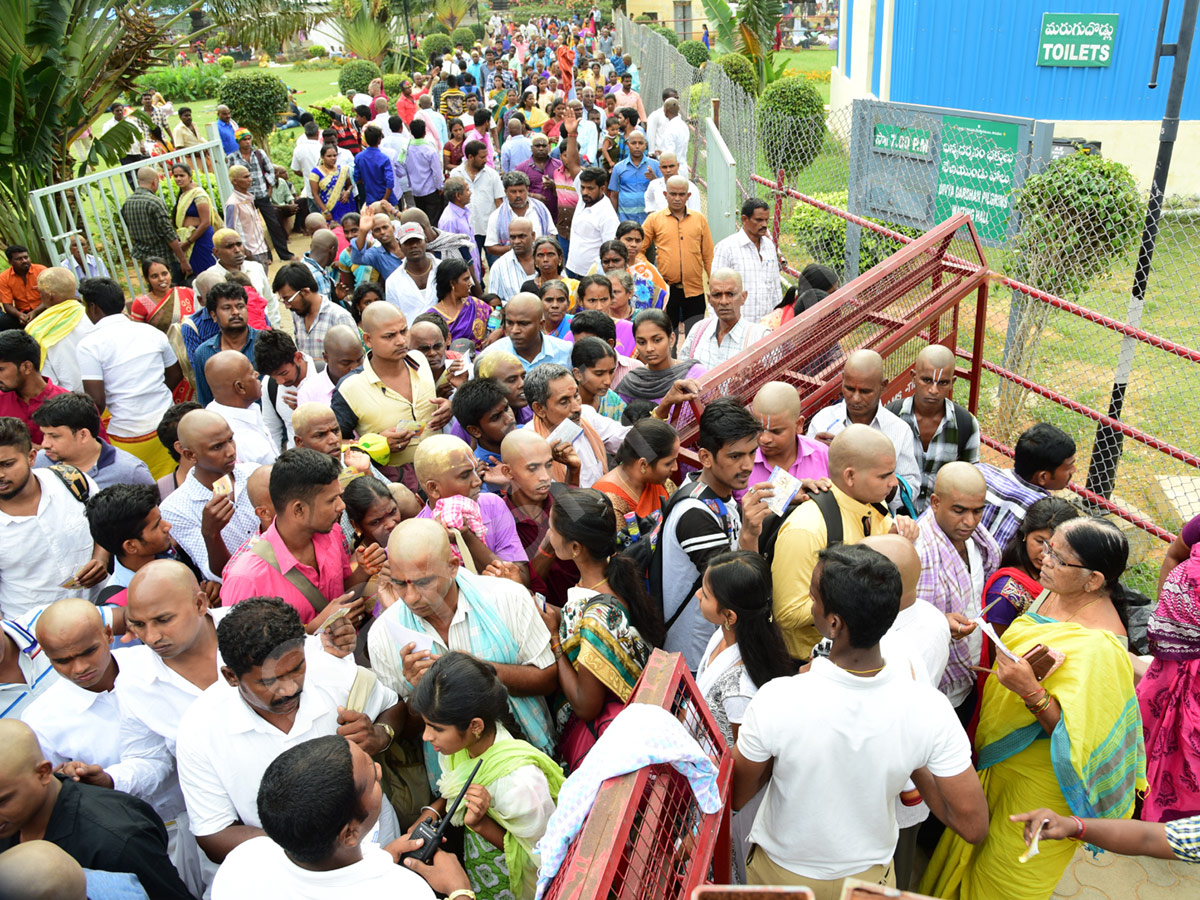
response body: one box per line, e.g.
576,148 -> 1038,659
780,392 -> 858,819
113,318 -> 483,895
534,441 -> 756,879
1054,843 -> 1200,899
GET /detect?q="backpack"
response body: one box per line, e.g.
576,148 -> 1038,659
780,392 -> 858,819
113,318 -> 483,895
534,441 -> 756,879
759,488 -> 843,565
48,464 -> 90,503
887,396 -> 975,461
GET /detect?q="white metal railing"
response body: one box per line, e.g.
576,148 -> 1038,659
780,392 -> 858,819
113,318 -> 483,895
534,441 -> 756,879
29,123 -> 233,298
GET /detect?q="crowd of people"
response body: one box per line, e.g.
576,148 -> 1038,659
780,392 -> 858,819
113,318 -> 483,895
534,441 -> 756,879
0,10 -> 1198,900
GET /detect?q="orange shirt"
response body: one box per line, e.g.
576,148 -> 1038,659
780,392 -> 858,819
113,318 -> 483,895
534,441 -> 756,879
641,209 -> 714,297
0,264 -> 47,313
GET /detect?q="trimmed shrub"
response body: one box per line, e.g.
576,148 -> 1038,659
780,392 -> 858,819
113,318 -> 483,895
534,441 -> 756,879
688,81 -> 712,120
136,64 -> 226,102
217,55 -> 234,71
382,74 -> 405,97
424,19 -> 449,35
308,44 -> 327,58
651,25 -> 680,47
716,53 -> 758,97
309,95 -> 354,129
338,59 -> 383,97
422,33 -> 453,59
678,40 -> 709,68
470,23 -> 485,40
787,190 -> 923,277
757,76 -> 826,171
218,71 -> 290,143
450,26 -> 476,49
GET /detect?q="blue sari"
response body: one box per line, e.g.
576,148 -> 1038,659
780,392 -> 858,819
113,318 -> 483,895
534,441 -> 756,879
311,164 -> 355,220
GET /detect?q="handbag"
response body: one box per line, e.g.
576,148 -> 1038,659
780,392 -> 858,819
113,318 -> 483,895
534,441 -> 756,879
559,699 -> 625,772
346,667 -> 432,829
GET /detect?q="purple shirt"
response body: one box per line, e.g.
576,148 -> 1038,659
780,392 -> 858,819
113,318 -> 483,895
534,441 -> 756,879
405,140 -> 445,197
417,492 -> 528,562
438,202 -> 481,279
733,434 -> 830,502
515,156 -> 565,220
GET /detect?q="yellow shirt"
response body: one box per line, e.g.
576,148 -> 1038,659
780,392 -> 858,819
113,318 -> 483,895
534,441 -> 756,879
641,209 -> 714,298
335,352 -> 438,467
771,484 -> 894,660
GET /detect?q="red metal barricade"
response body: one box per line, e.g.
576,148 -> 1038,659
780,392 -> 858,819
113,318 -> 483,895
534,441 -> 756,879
671,214 -> 991,469
540,649 -> 733,900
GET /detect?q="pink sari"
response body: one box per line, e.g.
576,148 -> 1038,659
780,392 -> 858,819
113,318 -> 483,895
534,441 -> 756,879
1137,541 -> 1200,821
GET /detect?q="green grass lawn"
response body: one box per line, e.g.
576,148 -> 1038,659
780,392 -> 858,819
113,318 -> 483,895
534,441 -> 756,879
775,48 -> 836,104
181,64 -> 346,135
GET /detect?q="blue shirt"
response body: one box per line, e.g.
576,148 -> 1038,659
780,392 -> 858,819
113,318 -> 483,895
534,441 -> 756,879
349,243 -> 406,282
501,134 -> 534,172
479,333 -> 573,372
355,146 -> 395,204
192,328 -> 262,406
35,441 -> 155,490
182,307 -> 219,367
217,119 -> 239,155
608,156 -> 662,215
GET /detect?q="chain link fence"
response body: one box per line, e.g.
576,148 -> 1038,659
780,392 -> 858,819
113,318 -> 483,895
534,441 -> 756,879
615,14 -> 1200,572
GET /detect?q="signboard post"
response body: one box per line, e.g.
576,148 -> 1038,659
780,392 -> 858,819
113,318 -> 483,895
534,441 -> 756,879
1037,13 -> 1119,68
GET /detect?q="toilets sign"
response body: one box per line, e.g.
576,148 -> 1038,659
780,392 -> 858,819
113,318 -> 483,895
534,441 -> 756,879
1037,13 -> 1118,67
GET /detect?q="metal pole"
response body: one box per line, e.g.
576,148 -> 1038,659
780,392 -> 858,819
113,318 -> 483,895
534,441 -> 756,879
1084,0 -> 1199,499
402,0 -> 414,59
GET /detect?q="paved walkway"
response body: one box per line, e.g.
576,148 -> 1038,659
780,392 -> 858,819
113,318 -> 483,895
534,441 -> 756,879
1053,844 -> 1200,899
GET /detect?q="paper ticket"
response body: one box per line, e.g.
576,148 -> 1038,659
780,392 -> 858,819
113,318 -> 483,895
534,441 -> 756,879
1018,818 -> 1047,863
974,617 -> 1021,663
764,466 -> 802,518
212,474 -> 233,496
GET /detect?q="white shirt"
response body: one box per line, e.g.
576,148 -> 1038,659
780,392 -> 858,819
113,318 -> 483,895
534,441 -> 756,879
684,316 -> 769,370
39,309 -> 96,392
76,315 -> 176,438
212,838 -> 434,900
23,650 -> 186,821
448,163 -> 506,236
290,136 -> 324,200
0,469 -> 100,618
566,405 -> 628,489
644,178 -> 700,214
159,463 -> 262,581
177,640 -> 396,836
644,108 -> 667,152
484,207 -> 556,248
384,255 -> 440,322
207,401 -> 279,466
369,570 -> 554,700
737,657 -> 972,879
565,197 -> 619,275
807,401 -> 922,509
652,115 -> 689,161
711,229 -> 784,324
883,600 -> 951,688
262,354 -> 318,450
1,607 -> 58,719
576,118 -> 600,165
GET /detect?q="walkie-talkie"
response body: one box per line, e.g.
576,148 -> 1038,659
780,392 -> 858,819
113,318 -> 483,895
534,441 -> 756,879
400,758 -> 484,864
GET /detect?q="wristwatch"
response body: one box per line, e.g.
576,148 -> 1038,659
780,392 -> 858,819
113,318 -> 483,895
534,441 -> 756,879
376,722 -> 395,753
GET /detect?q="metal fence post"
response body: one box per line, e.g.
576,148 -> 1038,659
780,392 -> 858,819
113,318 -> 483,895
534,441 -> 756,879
772,169 -> 786,248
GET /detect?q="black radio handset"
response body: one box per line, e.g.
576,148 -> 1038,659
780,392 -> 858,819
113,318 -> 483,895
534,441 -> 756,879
399,758 -> 485,864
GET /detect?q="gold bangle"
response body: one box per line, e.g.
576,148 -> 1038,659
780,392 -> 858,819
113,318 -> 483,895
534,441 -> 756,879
448,891 -> 476,900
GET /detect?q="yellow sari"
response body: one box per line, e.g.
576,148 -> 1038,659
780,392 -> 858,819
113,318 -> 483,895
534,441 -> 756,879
920,615 -> 1146,900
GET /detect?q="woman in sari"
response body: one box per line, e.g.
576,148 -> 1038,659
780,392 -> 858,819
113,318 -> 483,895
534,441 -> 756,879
521,236 -> 578,308
520,88 -> 548,133
592,416 -> 678,520
431,258 -> 492,352
982,498 -> 1080,637
618,309 -> 705,404
309,143 -> 355,224
130,258 -> 197,403
442,118 -> 466,177
495,88 -> 520,145
571,337 -> 625,423
1139,533 -> 1200,822
537,280 -> 573,341
169,162 -> 214,273
541,488 -> 665,771
921,517 -> 1144,900
543,100 -> 567,146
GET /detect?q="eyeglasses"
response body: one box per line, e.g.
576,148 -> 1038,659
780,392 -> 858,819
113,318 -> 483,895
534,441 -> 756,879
1039,539 -> 1091,571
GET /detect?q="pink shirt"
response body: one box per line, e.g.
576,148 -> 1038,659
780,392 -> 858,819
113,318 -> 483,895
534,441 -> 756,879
464,128 -> 494,167
733,435 -> 831,502
220,521 -> 354,623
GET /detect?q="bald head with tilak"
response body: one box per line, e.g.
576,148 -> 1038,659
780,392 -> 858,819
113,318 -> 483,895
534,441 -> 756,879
35,598 -> 116,693
413,434 -> 480,506
929,460 -> 988,551
385,517 -> 460,622
0,720 -> 58,843
827,424 -> 897,505
912,343 -> 958,417
126,559 -> 214,661
861,534 -> 921,611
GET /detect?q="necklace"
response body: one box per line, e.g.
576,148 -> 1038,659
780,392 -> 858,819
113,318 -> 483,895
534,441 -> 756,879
1060,595 -> 1104,622
582,576 -> 609,592
839,663 -> 885,676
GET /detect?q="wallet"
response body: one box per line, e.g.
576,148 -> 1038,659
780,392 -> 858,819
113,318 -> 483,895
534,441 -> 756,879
1023,643 -> 1065,681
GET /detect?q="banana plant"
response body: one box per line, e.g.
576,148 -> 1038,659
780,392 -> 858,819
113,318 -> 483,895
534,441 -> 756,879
699,0 -> 784,90
435,0 -> 469,31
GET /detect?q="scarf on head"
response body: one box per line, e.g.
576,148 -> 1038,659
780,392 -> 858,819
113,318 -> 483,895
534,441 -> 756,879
26,301 -> 85,364
1148,540 -> 1200,659
532,413 -> 606,483
616,358 -> 699,403
427,228 -> 475,257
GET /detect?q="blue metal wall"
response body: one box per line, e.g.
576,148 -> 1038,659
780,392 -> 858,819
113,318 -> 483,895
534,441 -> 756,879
888,0 -> 1200,121
845,0 -> 855,79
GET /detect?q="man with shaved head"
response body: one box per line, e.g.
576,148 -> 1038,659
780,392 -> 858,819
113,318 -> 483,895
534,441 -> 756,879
204,350 -> 276,467
484,215 -> 539,302
295,324 -> 363,408
734,381 -> 830,503
368,518 -> 556,787
23,598 -> 205,893
643,152 -> 700,215
641,172 -> 713,326
888,343 -> 981,514
332,302 -> 451,477
808,349 -> 921,514
914,461 -> 1000,719
0,719 -> 195,898
478,292 -> 573,371
772,424 -> 919,661
0,840 -> 88,899
681,267 -> 770,369
350,208 -> 407,282
201,228 -> 275,326
159,409 -> 263,580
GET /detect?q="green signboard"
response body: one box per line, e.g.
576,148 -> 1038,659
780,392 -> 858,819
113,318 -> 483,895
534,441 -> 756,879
934,116 -> 1021,244
872,124 -> 932,157
1037,13 -> 1118,67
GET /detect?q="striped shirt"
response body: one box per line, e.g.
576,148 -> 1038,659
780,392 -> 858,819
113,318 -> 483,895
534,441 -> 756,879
892,397 -> 981,514
711,228 -> 784,324
0,607 -> 55,719
1166,815 -> 1200,862
978,464 -> 1050,553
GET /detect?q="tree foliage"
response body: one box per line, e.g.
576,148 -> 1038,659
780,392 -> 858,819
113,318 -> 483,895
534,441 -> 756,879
218,71 -> 289,144
700,0 -> 784,90
422,32 -> 453,58
715,52 -> 758,96
678,39 -> 710,68
651,25 -> 679,47
338,59 -> 383,96
757,76 -> 826,171
450,25 -> 475,48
